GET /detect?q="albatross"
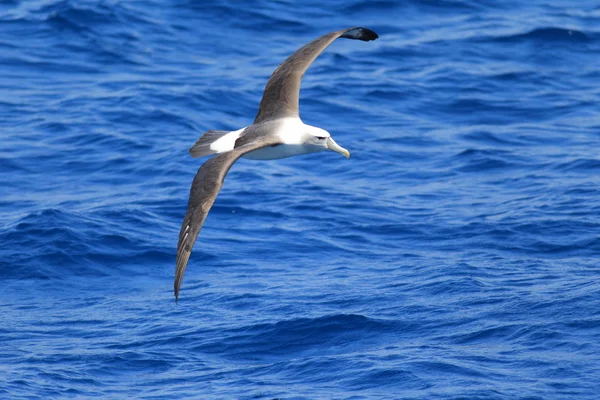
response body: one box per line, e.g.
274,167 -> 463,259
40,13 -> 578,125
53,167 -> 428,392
175,27 -> 378,300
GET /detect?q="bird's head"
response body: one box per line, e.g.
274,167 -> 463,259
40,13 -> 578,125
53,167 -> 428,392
305,125 -> 350,159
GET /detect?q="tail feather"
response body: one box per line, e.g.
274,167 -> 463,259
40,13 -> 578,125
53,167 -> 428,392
188,130 -> 230,158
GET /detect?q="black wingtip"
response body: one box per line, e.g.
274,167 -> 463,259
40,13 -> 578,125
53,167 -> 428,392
341,27 -> 379,42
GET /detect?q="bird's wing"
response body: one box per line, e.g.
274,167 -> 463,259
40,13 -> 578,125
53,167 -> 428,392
174,132 -> 280,301
253,27 -> 378,124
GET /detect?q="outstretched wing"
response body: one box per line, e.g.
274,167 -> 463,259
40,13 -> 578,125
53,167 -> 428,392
175,132 -> 279,301
254,27 -> 378,124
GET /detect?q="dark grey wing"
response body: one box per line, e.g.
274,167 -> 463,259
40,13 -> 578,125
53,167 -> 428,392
253,27 -> 378,124
175,134 -> 279,301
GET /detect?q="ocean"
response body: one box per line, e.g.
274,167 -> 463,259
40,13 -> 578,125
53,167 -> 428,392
1,0 -> 599,398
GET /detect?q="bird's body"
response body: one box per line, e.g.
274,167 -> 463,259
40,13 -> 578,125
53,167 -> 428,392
199,118 -> 331,160
175,27 -> 378,300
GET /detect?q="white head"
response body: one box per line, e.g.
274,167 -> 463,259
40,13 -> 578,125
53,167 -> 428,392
304,125 -> 350,158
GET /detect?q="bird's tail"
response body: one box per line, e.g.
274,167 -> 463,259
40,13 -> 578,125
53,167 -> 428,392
188,130 -> 231,158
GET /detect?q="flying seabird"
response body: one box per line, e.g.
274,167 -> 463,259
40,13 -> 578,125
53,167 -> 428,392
175,27 -> 379,300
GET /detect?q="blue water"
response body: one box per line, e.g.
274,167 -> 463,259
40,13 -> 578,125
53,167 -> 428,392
2,0 -> 600,398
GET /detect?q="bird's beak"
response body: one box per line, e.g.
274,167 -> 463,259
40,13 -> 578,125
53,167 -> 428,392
326,137 -> 350,159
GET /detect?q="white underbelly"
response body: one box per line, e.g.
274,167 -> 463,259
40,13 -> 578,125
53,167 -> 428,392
243,144 -> 316,160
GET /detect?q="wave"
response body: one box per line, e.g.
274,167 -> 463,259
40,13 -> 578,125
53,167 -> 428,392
452,148 -> 524,172
190,314 -> 401,361
553,158 -> 600,173
486,27 -> 591,43
0,208 -> 173,281
0,0 -> 155,67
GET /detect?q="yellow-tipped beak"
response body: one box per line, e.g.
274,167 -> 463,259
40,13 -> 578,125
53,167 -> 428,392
326,137 -> 350,159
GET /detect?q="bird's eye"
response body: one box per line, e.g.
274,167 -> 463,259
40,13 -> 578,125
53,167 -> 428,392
316,136 -> 326,140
